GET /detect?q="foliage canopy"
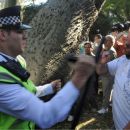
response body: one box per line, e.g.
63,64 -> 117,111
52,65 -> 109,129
89,0 -> 130,39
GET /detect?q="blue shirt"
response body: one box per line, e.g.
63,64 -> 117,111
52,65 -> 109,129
0,54 -> 80,128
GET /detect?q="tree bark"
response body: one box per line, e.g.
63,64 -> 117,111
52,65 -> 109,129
3,0 -> 23,8
4,0 -> 17,7
24,0 -> 106,85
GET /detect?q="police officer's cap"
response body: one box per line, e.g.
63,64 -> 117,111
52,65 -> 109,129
0,6 -> 31,30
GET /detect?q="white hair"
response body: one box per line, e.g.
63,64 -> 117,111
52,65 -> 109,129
105,35 -> 115,44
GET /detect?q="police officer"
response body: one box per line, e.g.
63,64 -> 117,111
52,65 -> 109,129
0,6 -> 95,129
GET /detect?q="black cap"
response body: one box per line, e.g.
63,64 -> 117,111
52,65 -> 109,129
0,6 -> 31,30
111,23 -> 124,32
111,26 -> 118,32
95,29 -> 101,34
123,21 -> 130,31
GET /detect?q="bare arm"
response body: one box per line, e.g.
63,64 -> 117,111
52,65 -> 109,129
96,53 -> 110,75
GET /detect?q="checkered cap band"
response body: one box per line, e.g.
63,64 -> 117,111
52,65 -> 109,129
0,16 -> 20,27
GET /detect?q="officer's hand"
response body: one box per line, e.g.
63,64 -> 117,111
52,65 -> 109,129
72,55 -> 95,89
51,79 -> 61,92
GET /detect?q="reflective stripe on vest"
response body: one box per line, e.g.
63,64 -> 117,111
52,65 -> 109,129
17,55 -> 27,68
0,72 -> 22,84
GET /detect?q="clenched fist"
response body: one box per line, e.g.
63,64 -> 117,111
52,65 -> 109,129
51,79 -> 62,92
72,55 -> 95,89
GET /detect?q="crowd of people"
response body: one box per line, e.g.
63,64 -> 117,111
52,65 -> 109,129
78,22 -> 130,129
0,5 -> 130,130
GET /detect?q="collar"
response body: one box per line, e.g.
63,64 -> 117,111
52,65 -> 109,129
0,52 -> 16,62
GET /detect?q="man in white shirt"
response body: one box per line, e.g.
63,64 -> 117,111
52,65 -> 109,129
96,33 -> 130,129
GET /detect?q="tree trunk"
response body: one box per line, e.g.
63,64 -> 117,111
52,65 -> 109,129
4,0 -> 22,8
24,0 -> 106,85
4,0 -> 17,7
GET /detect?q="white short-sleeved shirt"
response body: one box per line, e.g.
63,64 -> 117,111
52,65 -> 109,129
108,55 -> 130,129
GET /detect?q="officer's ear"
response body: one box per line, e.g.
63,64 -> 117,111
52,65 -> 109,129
0,29 -> 9,41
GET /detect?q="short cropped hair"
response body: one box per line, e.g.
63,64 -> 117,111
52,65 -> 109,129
95,34 -> 102,39
84,41 -> 93,48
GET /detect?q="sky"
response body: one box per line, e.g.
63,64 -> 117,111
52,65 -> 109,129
25,0 -> 48,5
0,0 -> 48,9
0,0 -> 48,6
34,0 -> 48,5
